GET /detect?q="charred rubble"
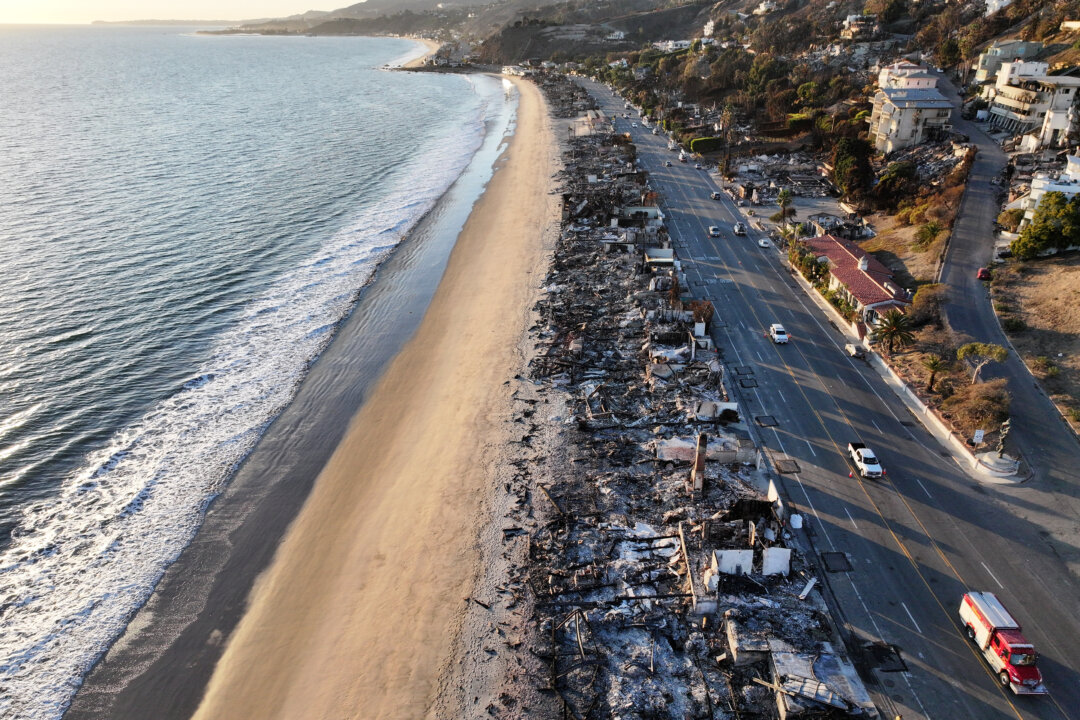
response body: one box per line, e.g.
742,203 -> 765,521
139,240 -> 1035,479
497,75 -> 877,720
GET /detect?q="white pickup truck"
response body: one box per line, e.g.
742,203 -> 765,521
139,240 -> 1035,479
847,442 -> 883,478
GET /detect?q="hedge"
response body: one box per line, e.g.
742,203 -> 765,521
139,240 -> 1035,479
689,136 -> 724,154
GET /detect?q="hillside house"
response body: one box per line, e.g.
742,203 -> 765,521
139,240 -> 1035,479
841,14 -> 878,40
878,60 -> 939,90
983,60 -> 1080,149
867,87 -> 953,153
801,235 -> 911,326
1020,155 -> 1080,227
972,40 -> 1042,84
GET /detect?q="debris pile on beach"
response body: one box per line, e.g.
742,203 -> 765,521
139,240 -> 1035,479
486,74 -> 877,720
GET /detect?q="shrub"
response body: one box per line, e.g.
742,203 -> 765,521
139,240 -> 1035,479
997,208 -> 1024,232
910,284 -> 946,327
1001,316 -> 1026,332
940,378 -> 1010,436
993,301 -> 1011,313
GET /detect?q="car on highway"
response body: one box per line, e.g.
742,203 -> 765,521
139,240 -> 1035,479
733,222 -> 747,236
708,226 -> 721,237
976,267 -> 991,280
710,191 -> 721,200
652,127 -> 659,135
664,160 -> 672,167
632,122 -> 637,127
768,324 -> 789,344
757,237 -> 771,247
695,163 -> 703,169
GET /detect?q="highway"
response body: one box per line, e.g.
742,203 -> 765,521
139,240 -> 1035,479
576,76 -> 1080,720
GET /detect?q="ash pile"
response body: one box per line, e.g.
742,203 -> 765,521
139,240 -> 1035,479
513,75 -> 877,720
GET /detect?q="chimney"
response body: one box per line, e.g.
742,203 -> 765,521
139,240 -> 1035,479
858,255 -> 870,271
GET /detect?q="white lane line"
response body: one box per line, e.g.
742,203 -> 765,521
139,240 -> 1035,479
914,477 -> 933,499
756,351 -> 763,362
739,321 -> 746,330
844,507 -> 858,529
805,439 -> 816,456
871,419 -> 882,432
902,602 -> 923,633
981,562 -> 1004,589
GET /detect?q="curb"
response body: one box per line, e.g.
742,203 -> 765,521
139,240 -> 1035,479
784,257 -> 1028,484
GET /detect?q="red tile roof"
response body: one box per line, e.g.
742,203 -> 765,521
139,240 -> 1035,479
802,234 -> 910,308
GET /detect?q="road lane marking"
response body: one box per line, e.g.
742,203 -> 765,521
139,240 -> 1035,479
914,477 -> 933,499
805,439 -> 816,456
755,351 -> 762,362
844,507 -> 858,529
981,562 -> 1004,589
871,419 -> 882,432
902,602 -> 923,633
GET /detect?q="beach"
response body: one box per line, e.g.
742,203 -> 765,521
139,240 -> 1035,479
403,38 -> 442,68
188,75 -> 559,719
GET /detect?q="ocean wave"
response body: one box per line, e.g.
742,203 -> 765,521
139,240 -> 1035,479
0,79 -> 491,720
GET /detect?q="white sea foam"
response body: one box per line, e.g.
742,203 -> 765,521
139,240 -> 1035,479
0,92 -> 490,720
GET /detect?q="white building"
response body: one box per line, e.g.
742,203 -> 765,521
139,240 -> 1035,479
877,60 -> 939,90
753,1 -> 778,15
867,87 -> 953,153
983,61 -> 1080,149
985,0 -> 1013,15
972,40 -> 1042,84
1021,156 -> 1080,226
703,20 -> 715,37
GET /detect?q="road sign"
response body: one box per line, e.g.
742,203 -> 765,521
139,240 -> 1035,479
973,429 -> 985,444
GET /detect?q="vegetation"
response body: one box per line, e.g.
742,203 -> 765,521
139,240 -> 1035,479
871,309 -> 916,355
941,379 -> 1011,436
957,342 -> 1008,383
997,208 -> 1024,233
1011,191 -> 1080,259
921,354 -> 949,391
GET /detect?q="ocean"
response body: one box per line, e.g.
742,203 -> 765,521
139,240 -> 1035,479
0,25 -> 516,718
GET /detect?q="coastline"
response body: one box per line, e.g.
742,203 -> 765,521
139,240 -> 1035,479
189,75 -> 559,719
63,73 -> 523,719
401,37 -> 441,68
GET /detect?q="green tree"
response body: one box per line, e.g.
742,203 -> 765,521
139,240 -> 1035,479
921,354 -> 949,391
874,161 -> 917,209
1010,191 -> 1080,259
797,81 -> 819,106
957,342 -> 1008,383
871,309 -> 915,355
831,137 -> 874,197
996,208 -> 1024,232
936,38 -> 961,68
776,189 -> 794,229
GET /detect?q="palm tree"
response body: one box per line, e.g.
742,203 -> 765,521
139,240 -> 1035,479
870,309 -> 915,355
921,354 -> 948,391
776,189 -> 794,229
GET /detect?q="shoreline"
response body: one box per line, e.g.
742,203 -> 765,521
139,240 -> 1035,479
189,76 -> 559,719
64,73 -> 521,719
401,37 -> 441,68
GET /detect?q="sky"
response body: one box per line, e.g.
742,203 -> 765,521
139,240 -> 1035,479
0,1 -> 350,24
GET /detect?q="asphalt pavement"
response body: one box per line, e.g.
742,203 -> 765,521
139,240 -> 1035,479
579,77 -> 1080,720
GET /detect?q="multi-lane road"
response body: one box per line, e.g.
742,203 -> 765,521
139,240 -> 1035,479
576,77 -> 1080,720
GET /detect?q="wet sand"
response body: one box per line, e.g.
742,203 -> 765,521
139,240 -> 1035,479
190,77 -> 558,719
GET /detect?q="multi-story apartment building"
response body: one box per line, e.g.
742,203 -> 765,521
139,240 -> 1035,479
972,40 -> 1042,84
984,61 -> 1080,149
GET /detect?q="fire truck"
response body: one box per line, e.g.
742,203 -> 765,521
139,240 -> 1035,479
959,592 -> 1047,695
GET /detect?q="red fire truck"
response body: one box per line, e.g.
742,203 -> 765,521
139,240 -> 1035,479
959,592 -> 1047,695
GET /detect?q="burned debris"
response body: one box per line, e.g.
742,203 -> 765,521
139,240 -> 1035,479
494,75 -> 876,720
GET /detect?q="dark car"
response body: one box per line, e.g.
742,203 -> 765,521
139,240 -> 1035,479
976,267 -> 991,280
710,191 -> 721,200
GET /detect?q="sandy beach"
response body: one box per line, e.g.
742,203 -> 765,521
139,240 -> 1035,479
402,38 -> 442,68
190,76 -> 559,719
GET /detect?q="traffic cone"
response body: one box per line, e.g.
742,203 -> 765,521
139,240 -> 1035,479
848,471 -> 853,478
